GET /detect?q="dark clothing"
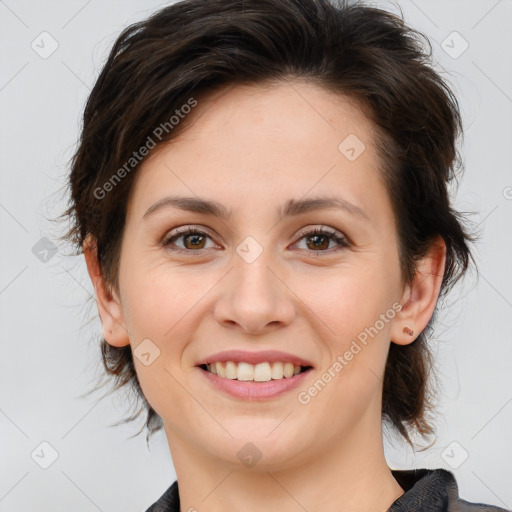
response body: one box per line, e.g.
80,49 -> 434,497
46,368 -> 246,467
388,468 -> 509,511
145,468 -> 510,512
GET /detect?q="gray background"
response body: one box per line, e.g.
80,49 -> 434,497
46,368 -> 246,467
1,0 -> 511,510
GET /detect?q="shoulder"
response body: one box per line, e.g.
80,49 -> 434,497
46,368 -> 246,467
143,471 -> 510,512
144,480 -> 180,512
389,468 -> 510,512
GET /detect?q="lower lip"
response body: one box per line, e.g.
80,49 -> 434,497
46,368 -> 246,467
198,366 -> 313,400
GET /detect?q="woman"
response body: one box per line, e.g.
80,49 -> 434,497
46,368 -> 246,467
60,0 -> 509,510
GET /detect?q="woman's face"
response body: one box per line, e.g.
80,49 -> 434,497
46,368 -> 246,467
107,81 -> 412,469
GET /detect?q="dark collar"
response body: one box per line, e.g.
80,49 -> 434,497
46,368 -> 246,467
389,468 -> 509,511
144,468 -> 510,512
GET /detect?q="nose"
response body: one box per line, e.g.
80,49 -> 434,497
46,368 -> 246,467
213,252 -> 296,335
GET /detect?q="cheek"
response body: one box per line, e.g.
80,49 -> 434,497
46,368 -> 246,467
297,264 -> 395,344
118,263 -> 198,403
122,269 -> 201,426
299,265 -> 396,402
122,262 -> 199,340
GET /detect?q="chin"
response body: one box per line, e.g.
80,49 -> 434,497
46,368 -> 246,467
203,426 -> 308,470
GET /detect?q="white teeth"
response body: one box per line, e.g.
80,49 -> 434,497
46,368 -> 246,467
225,361 -> 237,379
216,362 -> 226,378
237,362 -> 254,381
254,362 -> 272,382
271,362 -> 283,379
283,362 -> 294,378
206,361 -> 305,381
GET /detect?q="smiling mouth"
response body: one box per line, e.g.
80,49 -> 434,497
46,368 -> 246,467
198,361 -> 313,382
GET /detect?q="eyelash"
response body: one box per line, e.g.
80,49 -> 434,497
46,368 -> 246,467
162,225 -> 349,254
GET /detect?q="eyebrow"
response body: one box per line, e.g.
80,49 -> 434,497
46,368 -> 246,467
142,195 -> 369,221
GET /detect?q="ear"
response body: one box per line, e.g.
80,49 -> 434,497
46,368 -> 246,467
82,235 -> 130,347
390,235 -> 446,346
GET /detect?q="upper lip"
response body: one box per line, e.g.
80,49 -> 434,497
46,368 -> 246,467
196,350 -> 314,368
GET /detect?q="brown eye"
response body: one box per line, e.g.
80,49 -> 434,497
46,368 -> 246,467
295,227 -> 349,253
305,234 -> 330,250
163,227 -> 215,251
182,232 -> 207,249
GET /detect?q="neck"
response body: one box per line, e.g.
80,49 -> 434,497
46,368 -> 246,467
165,411 -> 404,512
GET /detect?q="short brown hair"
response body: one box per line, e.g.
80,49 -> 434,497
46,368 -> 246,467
59,0 -> 475,447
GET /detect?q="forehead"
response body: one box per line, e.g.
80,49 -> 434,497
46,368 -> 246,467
170,80 -> 377,155
127,80 -> 387,222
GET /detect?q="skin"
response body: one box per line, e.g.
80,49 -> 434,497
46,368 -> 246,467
84,80 -> 446,512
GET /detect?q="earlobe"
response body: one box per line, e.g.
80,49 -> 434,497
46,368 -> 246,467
391,236 -> 447,346
82,236 -> 131,347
